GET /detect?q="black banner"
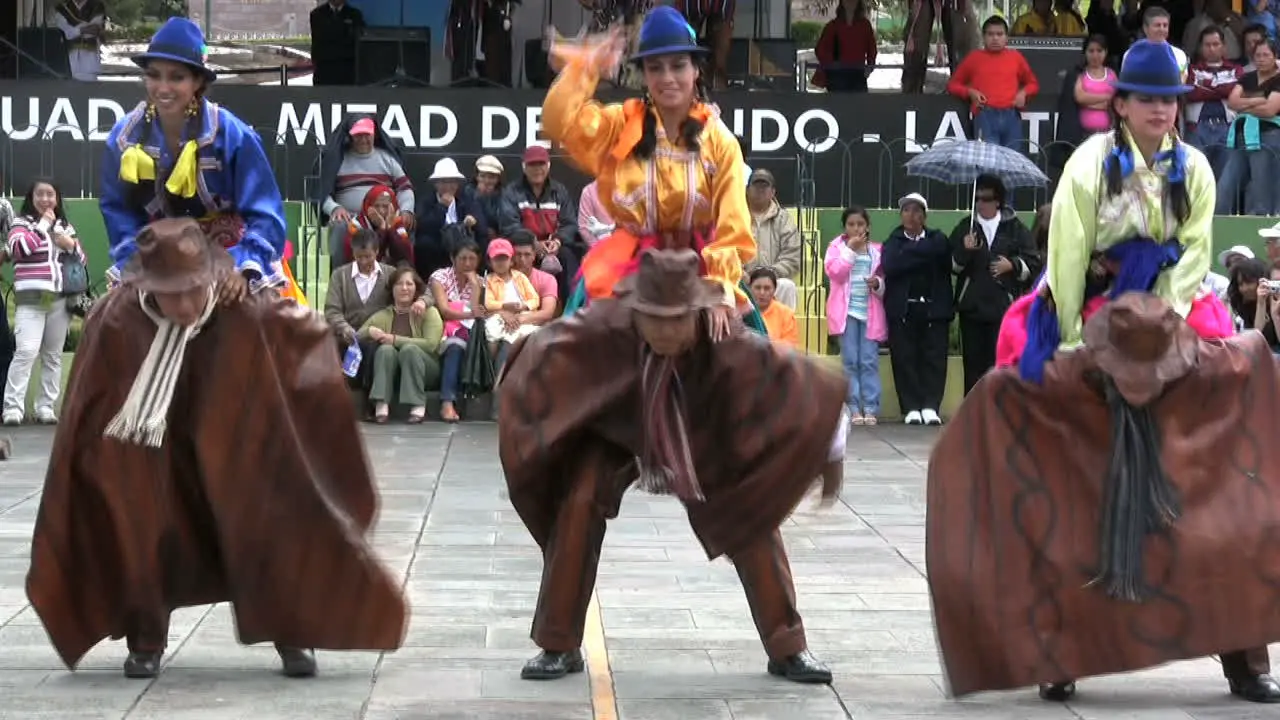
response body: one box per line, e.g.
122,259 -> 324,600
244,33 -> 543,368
0,79 -> 1065,209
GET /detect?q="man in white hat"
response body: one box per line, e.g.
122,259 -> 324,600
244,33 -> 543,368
413,157 -> 489,277
1258,222 -> 1280,264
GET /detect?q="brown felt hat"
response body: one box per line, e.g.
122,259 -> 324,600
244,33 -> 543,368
119,217 -> 233,293
616,248 -> 721,318
1082,292 -> 1198,406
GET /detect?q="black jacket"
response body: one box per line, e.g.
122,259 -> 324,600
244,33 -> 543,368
309,2 -> 364,86
881,224 -> 954,323
415,184 -> 490,253
313,113 -> 408,225
499,178 -> 583,249
948,208 -> 1041,323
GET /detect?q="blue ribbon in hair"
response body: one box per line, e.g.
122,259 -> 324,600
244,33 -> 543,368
1104,142 -> 1187,184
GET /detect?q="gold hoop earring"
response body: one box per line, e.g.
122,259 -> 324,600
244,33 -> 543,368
144,103 -> 156,123
185,97 -> 200,118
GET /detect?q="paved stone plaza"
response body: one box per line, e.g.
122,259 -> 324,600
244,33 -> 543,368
0,424 -> 1272,719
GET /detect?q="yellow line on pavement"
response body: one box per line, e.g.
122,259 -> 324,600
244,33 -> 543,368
584,590 -> 619,720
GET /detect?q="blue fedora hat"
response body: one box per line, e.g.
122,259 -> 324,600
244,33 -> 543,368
132,18 -> 216,82
1113,40 -> 1190,96
630,6 -> 708,63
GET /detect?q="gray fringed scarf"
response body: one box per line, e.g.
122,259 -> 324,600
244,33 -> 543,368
103,286 -> 217,447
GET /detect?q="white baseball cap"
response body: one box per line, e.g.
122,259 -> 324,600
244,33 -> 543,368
1259,221 -> 1280,239
898,192 -> 928,212
1218,244 -> 1255,266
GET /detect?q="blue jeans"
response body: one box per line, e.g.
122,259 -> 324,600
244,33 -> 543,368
1218,132 -> 1280,215
973,108 -> 1024,151
439,344 -> 465,402
841,317 -> 881,416
1188,121 -> 1230,177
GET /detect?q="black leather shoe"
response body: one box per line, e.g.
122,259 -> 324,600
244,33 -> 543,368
1229,673 -> 1280,703
123,651 -> 162,679
520,650 -> 585,680
766,650 -> 833,684
1038,681 -> 1076,701
276,646 -> 317,678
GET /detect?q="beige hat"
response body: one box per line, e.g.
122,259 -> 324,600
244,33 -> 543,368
475,155 -> 504,176
898,192 -> 928,212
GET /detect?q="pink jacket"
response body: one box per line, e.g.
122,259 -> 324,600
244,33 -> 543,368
576,181 -> 614,246
824,236 -> 887,341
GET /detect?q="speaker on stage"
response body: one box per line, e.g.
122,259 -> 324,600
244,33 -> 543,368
355,26 -> 432,86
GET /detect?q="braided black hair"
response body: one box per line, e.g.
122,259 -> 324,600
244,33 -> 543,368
1104,90 -> 1190,224
631,58 -> 712,160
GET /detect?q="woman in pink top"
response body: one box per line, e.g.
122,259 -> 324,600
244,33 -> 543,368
1074,35 -> 1116,133
576,180 -> 614,246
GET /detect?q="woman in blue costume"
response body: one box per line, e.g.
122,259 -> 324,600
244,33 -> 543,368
99,18 -> 296,305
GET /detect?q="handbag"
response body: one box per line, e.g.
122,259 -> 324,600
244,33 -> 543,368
59,251 -> 88,296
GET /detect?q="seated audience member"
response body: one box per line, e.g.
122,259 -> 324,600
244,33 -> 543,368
319,117 -> 415,260
745,169 -> 802,309
1012,0 -> 1057,34
415,158 -> 489,280
499,145 -> 583,301
340,185 -> 414,267
470,155 -> 508,242
509,229 -> 559,321
750,267 -> 800,348
1228,258 -> 1280,347
483,239 -> 541,368
429,238 -> 486,423
360,267 -> 444,424
577,180 -> 615,246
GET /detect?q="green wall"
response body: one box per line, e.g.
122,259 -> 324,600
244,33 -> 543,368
7,200 -> 1275,283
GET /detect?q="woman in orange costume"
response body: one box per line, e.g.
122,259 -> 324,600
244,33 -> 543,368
549,6 -> 766,335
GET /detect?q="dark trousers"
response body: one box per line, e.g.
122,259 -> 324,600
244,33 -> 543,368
531,444 -> 807,661
549,245 -> 581,303
959,316 -> 1000,395
887,304 -> 949,413
825,68 -> 868,93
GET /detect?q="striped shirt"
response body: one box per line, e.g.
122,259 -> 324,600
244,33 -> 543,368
322,147 -> 415,217
7,216 -> 83,294
846,248 -> 873,322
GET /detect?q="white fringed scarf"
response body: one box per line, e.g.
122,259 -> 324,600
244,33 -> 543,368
103,286 -> 217,447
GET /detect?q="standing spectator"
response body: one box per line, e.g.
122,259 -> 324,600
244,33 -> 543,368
0,196 -> 13,385
1086,0 -> 1128,69
675,0 -> 735,89
824,207 -> 886,426
1076,35 -> 1117,135
500,145 -> 583,301
577,180 -> 615,247
1012,0 -> 1059,34
1218,39 -> 1280,216
310,0 -> 364,86
1053,0 -> 1088,36
1183,0 -> 1245,60
748,267 -> 800,348
744,168 -> 802,309
812,0 -> 877,93
319,117 -> 415,260
1125,7 -> 1189,75
360,267 -> 443,425
881,193 -> 952,426
948,174 -> 1040,395
3,180 -> 82,426
1186,26 -> 1243,177
947,16 -> 1040,150
1242,22 -> 1269,68
53,0 -> 105,81
415,157 -> 489,279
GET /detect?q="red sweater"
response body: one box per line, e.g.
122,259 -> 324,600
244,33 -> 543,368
947,49 -> 1039,112
813,17 -> 876,89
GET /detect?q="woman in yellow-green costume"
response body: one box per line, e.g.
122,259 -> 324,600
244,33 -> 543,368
99,17 -> 305,305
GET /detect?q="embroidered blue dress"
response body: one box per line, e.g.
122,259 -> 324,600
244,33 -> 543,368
99,98 -> 287,290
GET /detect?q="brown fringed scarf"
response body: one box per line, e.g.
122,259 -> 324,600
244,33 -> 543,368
637,349 -> 704,502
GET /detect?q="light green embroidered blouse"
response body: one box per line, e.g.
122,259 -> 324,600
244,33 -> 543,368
1046,130 -> 1215,350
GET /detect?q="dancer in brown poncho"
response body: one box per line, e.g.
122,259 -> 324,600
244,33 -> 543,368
928,293 -> 1280,703
26,218 -> 408,679
498,248 -> 846,684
